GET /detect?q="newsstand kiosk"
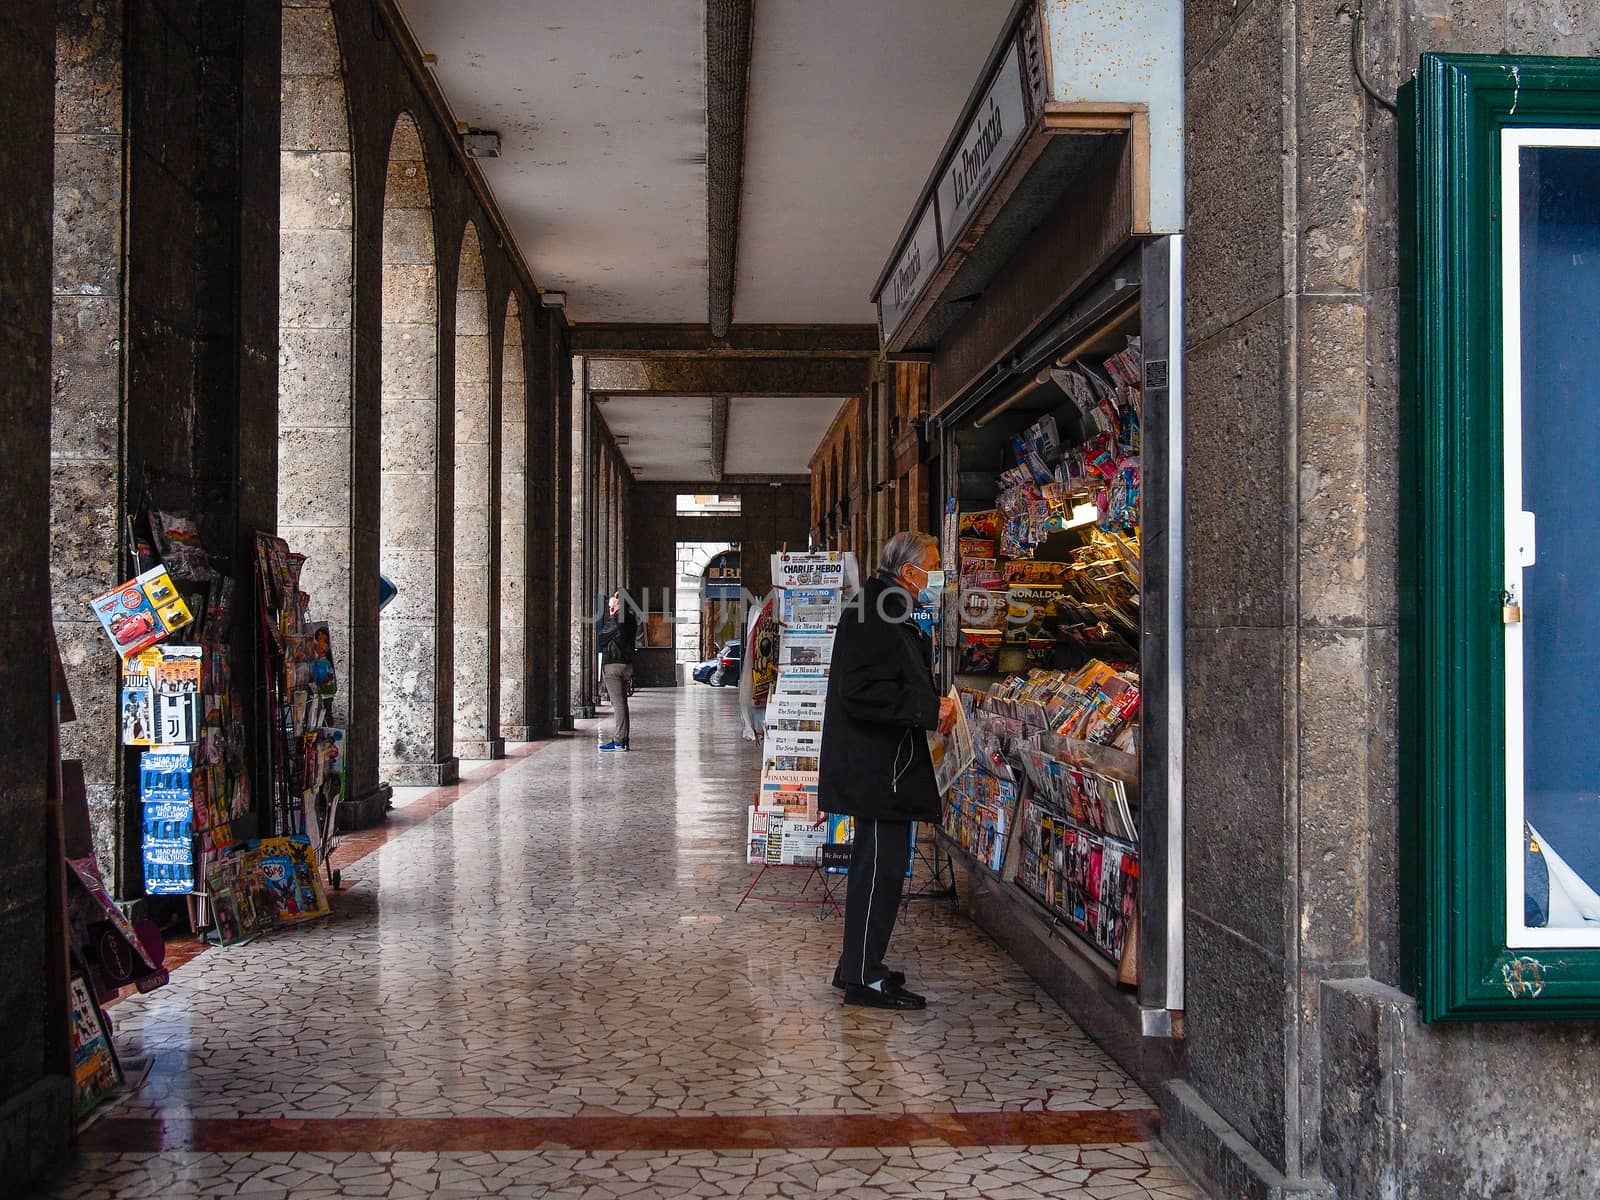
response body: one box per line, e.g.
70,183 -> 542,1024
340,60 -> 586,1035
870,0 -> 1185,1083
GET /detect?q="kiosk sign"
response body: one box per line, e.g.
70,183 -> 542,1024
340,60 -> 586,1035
878,205 -> 941,340
936,42 -> 1027,248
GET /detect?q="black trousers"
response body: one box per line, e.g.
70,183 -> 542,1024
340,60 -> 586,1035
837,818 -> 912,987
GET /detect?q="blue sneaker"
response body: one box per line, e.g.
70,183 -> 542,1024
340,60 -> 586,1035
599,740 -> 626,752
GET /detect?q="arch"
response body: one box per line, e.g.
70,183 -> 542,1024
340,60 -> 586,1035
498,295 -> 528,740
278,0 -> 354,722
453,222 -> 498,758
675,540 -> 736,663
379,112 -> 447,781
699,548 -> 743,659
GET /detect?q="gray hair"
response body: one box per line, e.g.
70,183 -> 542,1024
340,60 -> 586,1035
878,530 -> 939,576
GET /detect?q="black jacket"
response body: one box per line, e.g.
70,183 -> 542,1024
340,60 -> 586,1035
598,608 -> 637,666
818,573 -> 942,822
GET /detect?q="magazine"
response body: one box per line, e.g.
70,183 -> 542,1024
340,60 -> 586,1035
120,650 -> 160,746
69,973 -> 122,1118
152,644 -> 202,745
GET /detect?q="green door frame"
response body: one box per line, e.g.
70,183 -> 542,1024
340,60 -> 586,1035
1402,53 -> 1600,1021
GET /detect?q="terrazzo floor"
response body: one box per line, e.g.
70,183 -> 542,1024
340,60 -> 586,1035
37,686 -> 1200,1199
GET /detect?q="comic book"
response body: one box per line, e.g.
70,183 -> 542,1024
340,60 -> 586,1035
69,974 -> 122,1118
204,836 -> 329,940
247,838 -> 327,926
120,649 -> 160,746
90,568 -> 180,658
152,645 -> 202,745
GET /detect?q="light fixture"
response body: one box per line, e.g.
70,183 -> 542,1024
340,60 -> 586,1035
1064,502 -> 1099,530
461,128 -> 502,158
540,291 -> 568,309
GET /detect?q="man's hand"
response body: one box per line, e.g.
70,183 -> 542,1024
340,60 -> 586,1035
937,696 -> 959,735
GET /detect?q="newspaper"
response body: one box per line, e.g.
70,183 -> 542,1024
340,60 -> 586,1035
927,687 -> 976,794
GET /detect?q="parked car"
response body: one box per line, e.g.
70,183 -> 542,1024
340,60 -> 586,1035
710,640 -> 742,688
691,656 -> 719,684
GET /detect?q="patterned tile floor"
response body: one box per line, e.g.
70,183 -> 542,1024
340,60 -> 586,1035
38,686 -> 1200,1198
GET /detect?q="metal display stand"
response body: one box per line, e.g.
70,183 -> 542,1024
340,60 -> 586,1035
903,834 -> 958,910
736,858 -> 842,918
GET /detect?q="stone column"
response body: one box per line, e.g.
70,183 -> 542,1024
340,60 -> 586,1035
553,340 -> 574,728
498,298 -> 529,740
50,0 -> 125,887
524,303 -> 557,736
277,0 -> 354,724
379,117 -> 456,785
451,227 -> 501,760
568,358 -> 592,716
2,0 -> 74,1184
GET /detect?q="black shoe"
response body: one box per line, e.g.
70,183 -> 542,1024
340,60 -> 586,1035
842,982 -> 926,1011
832,968 -> 905,991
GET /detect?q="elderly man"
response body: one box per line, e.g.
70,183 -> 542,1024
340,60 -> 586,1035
819,531 -> 957,1010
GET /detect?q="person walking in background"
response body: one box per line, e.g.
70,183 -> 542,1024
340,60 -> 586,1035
819,531 -> 958,1010
597,588 -> 637,751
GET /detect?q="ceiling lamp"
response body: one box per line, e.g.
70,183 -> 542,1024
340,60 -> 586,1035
460,127 -> 501,158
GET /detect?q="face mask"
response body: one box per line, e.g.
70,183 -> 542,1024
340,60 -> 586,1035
913,568 -> 946,607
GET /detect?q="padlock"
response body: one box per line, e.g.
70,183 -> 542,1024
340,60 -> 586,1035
1503,603 -> 1523,624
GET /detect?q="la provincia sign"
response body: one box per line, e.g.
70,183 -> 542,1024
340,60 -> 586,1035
873,39 -> 1029,343
937,42 -> 1027,249
879,205 -> 941,342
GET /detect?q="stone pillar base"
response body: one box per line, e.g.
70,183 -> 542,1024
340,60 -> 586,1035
380,757 -> 460,787
456,738 -> 505,761
500,726 -> 531,742
1159,1081 -> 1334,1200
0,1074 -> 70,1193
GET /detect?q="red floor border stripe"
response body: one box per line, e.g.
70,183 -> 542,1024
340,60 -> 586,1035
79,1110 -> 1162,1154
